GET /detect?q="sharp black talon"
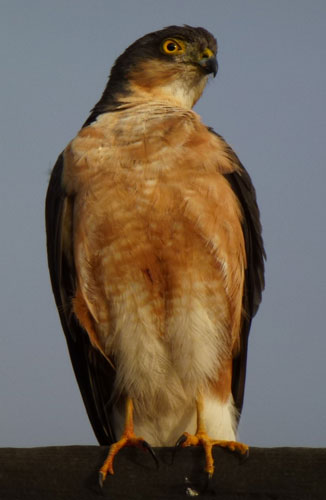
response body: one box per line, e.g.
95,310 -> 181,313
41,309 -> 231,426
204,472 -> 211,489
171,434 -> 188,465
98,471 -> 104,489
142,440 -> 159,468
203,472 -> 215,495
239,448 -> 249,464
175,434 -> 187,448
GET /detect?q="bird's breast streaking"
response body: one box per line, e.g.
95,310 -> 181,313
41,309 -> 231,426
64,101 -> 245,436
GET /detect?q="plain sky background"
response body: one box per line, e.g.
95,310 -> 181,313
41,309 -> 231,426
1,1 -> 325,449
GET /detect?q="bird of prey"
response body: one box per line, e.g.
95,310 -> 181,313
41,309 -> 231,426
46,25 -> 265,482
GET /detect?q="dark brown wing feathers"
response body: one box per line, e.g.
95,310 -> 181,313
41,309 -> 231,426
45,153 -> 115,444
222,153 -> 265,416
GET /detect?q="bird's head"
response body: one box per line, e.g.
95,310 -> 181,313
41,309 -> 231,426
101,26 -> 218,111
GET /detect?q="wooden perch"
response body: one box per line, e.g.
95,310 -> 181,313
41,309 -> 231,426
0,445 -> 325,499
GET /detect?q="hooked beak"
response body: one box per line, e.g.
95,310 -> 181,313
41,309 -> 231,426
198,55 -> 218,77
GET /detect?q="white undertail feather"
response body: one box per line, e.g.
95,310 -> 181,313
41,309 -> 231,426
113,394 -> 237,446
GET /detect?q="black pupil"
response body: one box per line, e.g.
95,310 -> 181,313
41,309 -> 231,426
167,42 -> 177,52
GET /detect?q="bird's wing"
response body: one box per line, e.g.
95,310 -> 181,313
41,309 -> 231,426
215,134 -> 265,416
45,152 -> 115,445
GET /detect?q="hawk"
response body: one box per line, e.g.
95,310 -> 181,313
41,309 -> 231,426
46,25 -> 265,482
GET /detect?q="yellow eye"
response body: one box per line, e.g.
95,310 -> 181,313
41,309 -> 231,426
161,39 -> 185,55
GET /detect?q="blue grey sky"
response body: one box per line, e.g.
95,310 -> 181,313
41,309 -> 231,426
1,1 -> 325,448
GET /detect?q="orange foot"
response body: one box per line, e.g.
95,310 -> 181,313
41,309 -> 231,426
176,431 -> 248,477
99,430 -> 155,484
99,398 -> 157,485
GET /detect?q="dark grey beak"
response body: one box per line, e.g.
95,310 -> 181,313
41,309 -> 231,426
199,56 -> 218,77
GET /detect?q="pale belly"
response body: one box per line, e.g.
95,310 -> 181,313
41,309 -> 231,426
73,168 -> 242,445
91,214 -> 237,444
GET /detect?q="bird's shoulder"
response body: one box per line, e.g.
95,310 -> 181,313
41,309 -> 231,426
62,102 -> 240,198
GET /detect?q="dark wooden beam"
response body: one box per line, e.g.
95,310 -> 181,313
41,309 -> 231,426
1,445 -> 325,499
